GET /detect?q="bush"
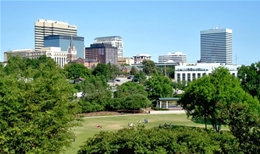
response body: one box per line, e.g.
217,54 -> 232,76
151,107 -> 169,110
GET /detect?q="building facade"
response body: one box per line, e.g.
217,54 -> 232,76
133,54 -> 151,64
4,47 -> 68,67
94,36 -> 123,57
117,57 -> 134,66
35,19 -> 77,51
158,52 -> 187,63
69,57 -> 99,69
200,28 -> 232,65
174,63 -> 240,82
44,35 -> 84,58
85,43 -> 118,65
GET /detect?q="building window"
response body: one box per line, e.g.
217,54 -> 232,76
182,73 -> 185,81
203,73 -> 206,76
187,73 -> 191,82
197,73 -> 201,78
192,73 -> 196,80
177,73 -> 180,81
232,73 -> 235,76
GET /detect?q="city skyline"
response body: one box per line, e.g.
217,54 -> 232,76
1,1 -> 260,65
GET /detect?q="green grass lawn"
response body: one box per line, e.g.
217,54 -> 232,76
64,113 -> 223,154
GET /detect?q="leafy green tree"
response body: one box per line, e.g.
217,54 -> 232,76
107,63 -> 120,80
145,74 -> 173,101
92,63 -> 109,80
222,103 -> 260,152
142,60 -> 157,75
0,56 -> 79,154
123,94 -> 151,110
133,70 -> 146,84
178,67 -> 259,132
78,126 -> 238,154
130,66 -> 138,75
237,61 -> 260,100
115,82 -> 147,98
64,63 -> 92,80
172,80 -> 187,91
78,76 -> 112,113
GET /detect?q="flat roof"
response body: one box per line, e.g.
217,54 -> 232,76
158,98 -> 180,101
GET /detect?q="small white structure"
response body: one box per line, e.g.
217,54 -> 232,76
174,63 -> 240,82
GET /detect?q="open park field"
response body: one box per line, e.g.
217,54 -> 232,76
65,113 -> 214,154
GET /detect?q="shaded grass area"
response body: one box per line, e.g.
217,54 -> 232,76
64,114 -> 225,154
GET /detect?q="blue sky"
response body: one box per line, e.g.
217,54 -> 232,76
1,1 -> 260,65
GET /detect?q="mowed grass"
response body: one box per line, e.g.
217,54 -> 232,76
65,114 -> 220,154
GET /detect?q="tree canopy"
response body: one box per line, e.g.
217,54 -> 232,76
63,63 -> 92,80
178,67 -> 260,132
0,56 -> 79,154
237,61 -> 260,100
142,60 -> 157,75
145,74 -> 173,101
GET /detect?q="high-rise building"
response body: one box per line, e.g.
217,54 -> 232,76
35,19 -> 77,51
44,35 -> 84,58
158,52 -> 187,63
200,28 -> 232,65
85,43 -> 118,65
94,36 -> 123,57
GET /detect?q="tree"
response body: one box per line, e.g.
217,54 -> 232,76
133,70 -> 146,84
78,75 -> 112,113
92,63 -> 109,80
178,67 -> 260,132
172,80 -> 187,91
123,94 -> 150,110
130,66 -> 138,75
115,82 -> 147,98
142,60 -> 157,75
64,63 -> 92,80
145,74 -> 173,101
112,82 -> 149,110
107,63 -> 120,81
237,61 -> 260,100
0,56 -> 79,153
222,103 -> 260,152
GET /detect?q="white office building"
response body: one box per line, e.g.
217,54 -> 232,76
200,28 -> 232,65
94,36 -> 123,57
158,52 -> 187,63
133,54 -> 151,64
4,47 -> 68,67
35,19 -> 77,51
174,63 -> 240,82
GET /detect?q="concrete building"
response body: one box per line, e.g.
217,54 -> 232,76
174,63 -> 240,82
4,47 -> 68,67
94,36 -> 123,57
44,35 -> 84,58
85,43 -> 118,65
35,19 -> 77,51
133,54 -> 151,64
117,57 -> 134,66
200,28 -> 232,65
158,52 -> 187,63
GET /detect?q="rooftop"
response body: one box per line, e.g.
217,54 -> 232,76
94,36 -> 122,40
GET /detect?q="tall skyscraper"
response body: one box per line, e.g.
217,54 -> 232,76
200,28 -> 232,65
94,36 -> 123,57
35,19 -> 77,51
